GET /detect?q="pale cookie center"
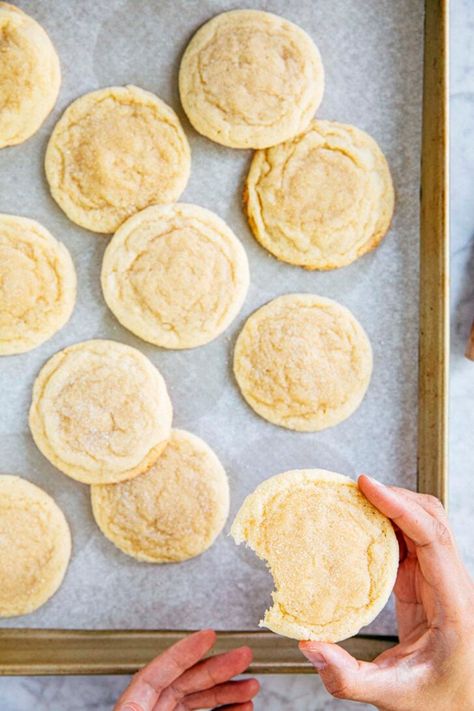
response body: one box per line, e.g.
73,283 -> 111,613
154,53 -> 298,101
0,26 -> 32,107
98,440 -> 221,558
53,368 -> 152,461
0,245 -> 58,324
249,309 -> 361,416
262,488 -> 382,626
0,506 -> 53,600
65,103 -> 181,209
285,148 -> 364,231
258,141 -> 369,258
127,229 -> 233,334
198,27 -> 305,125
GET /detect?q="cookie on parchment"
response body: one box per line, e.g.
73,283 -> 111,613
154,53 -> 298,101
91,429 -> 229,563
0,2 -> 60,147
233,294 -> 372,431
29,339 -> 172,484
0,214 -> 76,355
245,120 -> 394,269
45,86 -> 190,233
101,203 -> 249,349
0,476 -> 71,617
179,9 -> 324,149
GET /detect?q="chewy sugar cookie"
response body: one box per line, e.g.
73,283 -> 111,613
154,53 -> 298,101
45,86 -> 191,233
91,429 -> 229,562
233,294 -> 372,431
231,469 -> 398,641
29,340 -> 172,484
0,2 -> 60,148
101,203 -> 249,349
245,120 -> 394,269
0,214 -> 76,355
0,476 -> 71,617
179,10 -> 324,149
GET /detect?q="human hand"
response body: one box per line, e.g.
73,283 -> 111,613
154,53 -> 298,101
300,475 -> 474,711
114,629 -> 259,711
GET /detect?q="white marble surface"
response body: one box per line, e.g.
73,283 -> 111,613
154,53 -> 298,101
1,1 -> 473,709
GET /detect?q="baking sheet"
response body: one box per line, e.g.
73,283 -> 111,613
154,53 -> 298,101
0,0 -> 423,635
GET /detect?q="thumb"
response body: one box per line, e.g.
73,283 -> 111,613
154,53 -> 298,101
299,641 -> 396,705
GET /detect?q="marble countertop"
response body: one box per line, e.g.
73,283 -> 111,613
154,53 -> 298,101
1,0 -> 473,709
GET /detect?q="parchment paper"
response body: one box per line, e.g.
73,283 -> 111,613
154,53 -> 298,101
0,0 -> 423,635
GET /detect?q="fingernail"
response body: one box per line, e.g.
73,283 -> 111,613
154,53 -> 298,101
301,648 -> 327,670
365,475 -> 385,487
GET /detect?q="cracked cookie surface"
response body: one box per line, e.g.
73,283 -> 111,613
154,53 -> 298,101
179,9 -> 324,149
231,469 -> 398,641
29,339 -> 172,484
45,85 -> 190,233
245,120 -> 394,269
91,429 -> 229,562
0,214 -> 76,355
0,476 -> 71,617
0,2 -> 60,147
233,294 -> 372,431
101,203 -> 249,349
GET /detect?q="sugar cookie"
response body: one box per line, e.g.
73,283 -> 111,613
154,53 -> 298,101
29,340 -> 172,484
0,214 -> 76,355
245,120 -> 394,269
91,429 -> 229,562
0,2 -> 60,148
231,469 -> 398,641
233,294 -> 372,431
45,86 -> 190,233
0,476 -> 71,617
101,203 -> 249,349
179,10 -> 324,149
